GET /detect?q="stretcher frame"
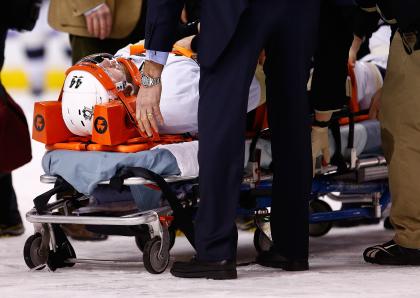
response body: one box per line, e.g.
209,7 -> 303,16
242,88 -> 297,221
25,63 -> 389,274
251,154 -> 391,251
25,166 -> 270,274
25,150 -> 391,274
25,170 -> 201,274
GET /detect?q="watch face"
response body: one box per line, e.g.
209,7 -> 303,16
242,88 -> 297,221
140,71 -> 160,87
141,75 -> 150,86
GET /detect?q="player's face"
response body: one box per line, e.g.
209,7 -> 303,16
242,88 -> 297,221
99,58 -> 127,84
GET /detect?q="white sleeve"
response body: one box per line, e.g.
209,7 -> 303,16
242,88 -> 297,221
146,50 -> 169,65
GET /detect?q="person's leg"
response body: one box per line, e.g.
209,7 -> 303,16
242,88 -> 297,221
364,34 -> 420,265
262,0 -> 320,263
171,2 -> 277,280
0,173 -> 24,236
0,29 -> 24,237
383,36 -> 420,248
195,6 -> 269,263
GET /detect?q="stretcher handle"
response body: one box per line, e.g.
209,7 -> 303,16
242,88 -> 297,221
34,177 -> 74,213
110,167 -> 196,249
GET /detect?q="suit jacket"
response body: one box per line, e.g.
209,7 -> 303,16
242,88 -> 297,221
355,0 -> 420,33
48,0 -> 144,39
145,0 -> 249,67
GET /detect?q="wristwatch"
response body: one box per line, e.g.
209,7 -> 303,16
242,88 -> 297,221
140,70 -> 161,88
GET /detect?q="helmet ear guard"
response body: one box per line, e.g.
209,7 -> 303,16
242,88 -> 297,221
61,66 -> 111,136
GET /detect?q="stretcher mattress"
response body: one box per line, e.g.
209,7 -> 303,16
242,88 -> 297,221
42,142 -> 199,211
329,119 -> 381,158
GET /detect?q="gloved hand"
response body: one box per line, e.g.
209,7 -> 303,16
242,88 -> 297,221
311,126 -> 331,175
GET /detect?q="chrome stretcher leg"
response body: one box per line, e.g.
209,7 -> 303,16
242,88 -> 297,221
110,166 -> 196,249
46,224 -> 76,271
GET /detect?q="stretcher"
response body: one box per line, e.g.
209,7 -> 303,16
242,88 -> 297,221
24,118 -> 389,274
252,64 -> 390,250
24,58 -> 390,274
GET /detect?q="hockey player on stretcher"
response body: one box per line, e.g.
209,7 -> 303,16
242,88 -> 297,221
61,37 -> 263,138
57,29 -> 388,175
41,36 -> 265,210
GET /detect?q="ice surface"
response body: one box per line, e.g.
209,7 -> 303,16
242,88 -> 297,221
1,91 -> 419,298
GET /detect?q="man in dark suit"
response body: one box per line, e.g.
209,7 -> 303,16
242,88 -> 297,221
136,0 -> 320,279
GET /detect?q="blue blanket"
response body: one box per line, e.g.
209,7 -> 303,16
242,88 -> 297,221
42,149 -> 180,194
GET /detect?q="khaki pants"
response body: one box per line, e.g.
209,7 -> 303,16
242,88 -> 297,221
380,34 -> 420,248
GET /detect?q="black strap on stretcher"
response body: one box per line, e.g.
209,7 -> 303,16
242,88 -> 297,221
330,117 -> 347,172
110,167 -> 196,249
330,108 -> 370,173
34,177 -> 75,213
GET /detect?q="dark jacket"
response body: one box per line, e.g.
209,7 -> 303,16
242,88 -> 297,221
1,1 -> 41,32
355,0 -> 420,38
145,0 -> 248,67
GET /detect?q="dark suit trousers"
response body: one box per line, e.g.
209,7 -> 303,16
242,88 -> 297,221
196,0 -> 320,261
0,173 -> 22,225
0,29 -> 22,226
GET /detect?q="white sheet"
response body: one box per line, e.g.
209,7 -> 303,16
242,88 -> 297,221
115,45 -> 261,134
153,141 -> 199,177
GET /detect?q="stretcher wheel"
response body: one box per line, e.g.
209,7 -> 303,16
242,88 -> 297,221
47,240 -> 77,271
253,228 -> 272,253
46,225 -> 77,271
135,226 -> 176,253
143,237 -> 170,274
23,233 -> 48,270
309,199 -> 333,237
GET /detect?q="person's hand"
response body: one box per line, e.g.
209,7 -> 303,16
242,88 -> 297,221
369,89 -> 382,120
258,49 -> 266,65
348,35 -> 363,67
136,61 -> 164,136
311,126 -> 331,175
84,3 -> 112,40
180,6 -> 188,23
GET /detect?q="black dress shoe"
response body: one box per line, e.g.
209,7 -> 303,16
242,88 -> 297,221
364,240 -> 420,265
170,257 -> 237,280
256,250 -> 309,271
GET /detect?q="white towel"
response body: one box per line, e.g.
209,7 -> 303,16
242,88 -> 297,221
152,141 -> 199,177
